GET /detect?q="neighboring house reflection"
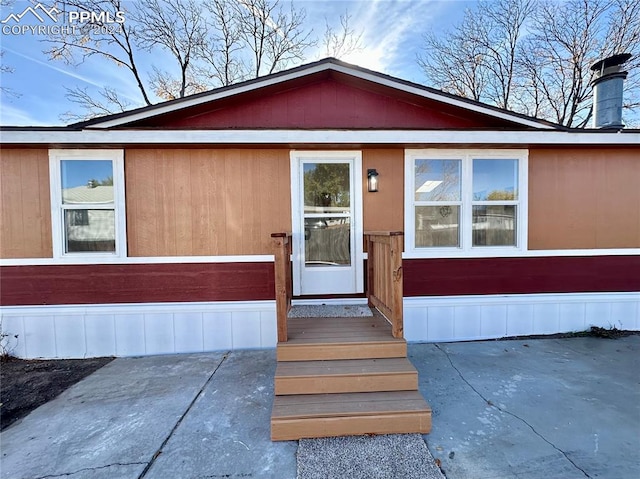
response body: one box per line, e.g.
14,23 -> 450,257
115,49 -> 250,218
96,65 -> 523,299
62,185 -> 115,252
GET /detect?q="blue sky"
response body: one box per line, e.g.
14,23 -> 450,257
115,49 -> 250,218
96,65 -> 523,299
61,160 -> 113,188
0,0 -> 472,126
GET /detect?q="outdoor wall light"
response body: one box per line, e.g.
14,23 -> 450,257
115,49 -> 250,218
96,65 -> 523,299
367,169 -> 379,192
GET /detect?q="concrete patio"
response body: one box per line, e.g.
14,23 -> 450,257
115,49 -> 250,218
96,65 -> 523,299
1,336 -> 638,479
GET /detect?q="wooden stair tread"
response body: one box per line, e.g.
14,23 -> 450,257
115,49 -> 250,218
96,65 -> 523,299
272,391 -> 431,419
275,358 -> 416,377
286,317 -> 395,340
276,342 -> 406,361
280,336 -> 404,344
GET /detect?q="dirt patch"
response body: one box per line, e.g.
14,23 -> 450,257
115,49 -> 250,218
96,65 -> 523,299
0,357 -> 113,431
499,327 -> 640,342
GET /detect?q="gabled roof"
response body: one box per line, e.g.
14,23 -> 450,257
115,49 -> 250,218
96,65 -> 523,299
72,58 -> 561,131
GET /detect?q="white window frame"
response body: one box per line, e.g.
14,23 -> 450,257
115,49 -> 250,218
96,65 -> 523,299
404,148 -> 528,258
49,149 -> 127,261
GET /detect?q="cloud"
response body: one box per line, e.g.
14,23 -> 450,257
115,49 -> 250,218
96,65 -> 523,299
306,0 -> 435,77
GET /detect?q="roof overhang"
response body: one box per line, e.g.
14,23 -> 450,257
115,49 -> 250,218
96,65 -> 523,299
1,129 -> 638,146
71,60 -> 558,130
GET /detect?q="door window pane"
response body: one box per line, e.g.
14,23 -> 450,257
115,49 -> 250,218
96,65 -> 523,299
303,163 -> 350,213
472,159 -> 518,200
305,217 -> 351,266
64,209 -> 116,252
415,159 -> 461,201
61,160 -> 114,204
415,206 -> 460,247
472,205 -> 516,246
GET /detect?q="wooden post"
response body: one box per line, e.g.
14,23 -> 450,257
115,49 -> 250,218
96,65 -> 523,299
272,233 -> 291,343
366,235 -> 374,309
389,232 -> 404,339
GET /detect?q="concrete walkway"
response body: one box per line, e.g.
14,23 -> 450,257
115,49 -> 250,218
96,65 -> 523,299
414,336 -> 640,479
1,336 -> 638,479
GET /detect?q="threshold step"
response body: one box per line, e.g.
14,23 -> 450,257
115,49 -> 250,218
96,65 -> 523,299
271,390 -> 432,441
277,339 -> 406,361
275,358 -> 418,395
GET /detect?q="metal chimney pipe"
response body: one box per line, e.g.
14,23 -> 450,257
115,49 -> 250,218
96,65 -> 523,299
590,53 -> 632,129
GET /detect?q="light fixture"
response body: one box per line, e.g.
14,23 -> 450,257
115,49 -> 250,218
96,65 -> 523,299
367,169 -> 379,192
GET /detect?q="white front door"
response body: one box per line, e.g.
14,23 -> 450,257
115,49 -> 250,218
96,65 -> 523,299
290,151 -> 364,295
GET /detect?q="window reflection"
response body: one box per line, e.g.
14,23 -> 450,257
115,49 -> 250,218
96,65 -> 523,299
472,205 -> 516,246
303,163 -> 350,214
61,160 -> 114,204
60,160 -> 115,253
415,159 -> 461,201
64,209 -> 116,252
472,159 -> 518,201
415,206 -> 460,247
305,217 -> 351,266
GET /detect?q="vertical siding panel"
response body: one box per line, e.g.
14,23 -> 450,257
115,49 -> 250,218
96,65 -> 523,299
127,150 -> 159,256
597,156 -> 640,247
257,149 -> 291,252
224,150 -> 243,255
157,150 -> 177,255
362,149 -> 404,232
124,150 -> 139,255
1,153 -> 24,257
241,151 -> 259,253
174,151 -> 192,255
258,150 -> 275,252
124,148 -> 291,256
0,149 -> 52,258
528,148 -> 640,250
190,150 -> 211,255
36,152 -> 53,255
215,149 -> 228,255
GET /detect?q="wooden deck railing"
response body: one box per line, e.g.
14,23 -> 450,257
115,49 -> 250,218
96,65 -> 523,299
272,232 -> 293,342
365,231 -> 404,339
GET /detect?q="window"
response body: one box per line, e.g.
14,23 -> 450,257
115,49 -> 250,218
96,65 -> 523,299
49,150 -> 126,259
405,149 -> 527,256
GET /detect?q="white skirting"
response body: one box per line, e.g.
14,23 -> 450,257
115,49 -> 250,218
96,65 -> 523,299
1,292 -> 639,359
0,301 -> 277,359
404,292 -> 640,342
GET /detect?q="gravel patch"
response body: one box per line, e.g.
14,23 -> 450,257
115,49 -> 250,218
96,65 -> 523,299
297,434 -> 445,479
288,305 -> 373,318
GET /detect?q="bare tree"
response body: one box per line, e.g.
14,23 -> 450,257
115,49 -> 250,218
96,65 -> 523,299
43,0 -> 153,108
196,0 -> 247,87
40,0 -> 341,121
60,85 -> 134,122
418,8 -> 490,102
474,0 -> 535,109
418,0 -> 534,109
323,10 -> 363,59
132,0 -> 207,100
521,0 -> 610,127
233,0 -> 315,77
418,0 -> 640,127
602,0 -> 640,117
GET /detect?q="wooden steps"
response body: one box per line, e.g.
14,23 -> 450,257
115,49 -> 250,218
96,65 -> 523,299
271,313 -> 432,441
272,391 -> 432,441
277,315 -> 407,361
275,358 -> 418,395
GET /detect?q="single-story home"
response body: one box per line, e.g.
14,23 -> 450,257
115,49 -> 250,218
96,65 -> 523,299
1,57 -> 638,359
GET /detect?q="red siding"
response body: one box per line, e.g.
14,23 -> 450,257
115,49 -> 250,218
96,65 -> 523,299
0,263 -> 275,306
138,77 -> 513,129
404,256 -> 640,296
3,256 -> 636,307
